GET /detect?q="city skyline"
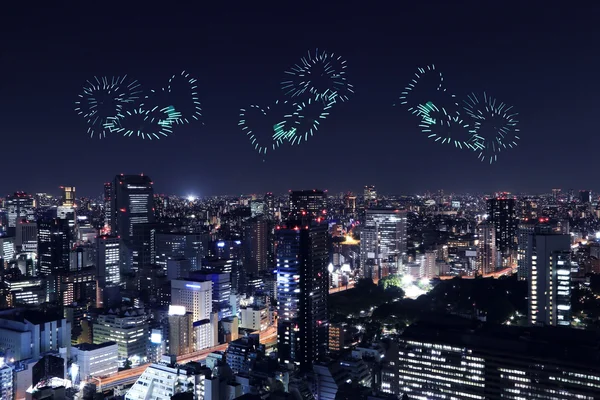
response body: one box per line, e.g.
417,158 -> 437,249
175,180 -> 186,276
2,3 -> 599,194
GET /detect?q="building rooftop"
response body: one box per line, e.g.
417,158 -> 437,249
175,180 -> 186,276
74,341 -> 117,351
403,317 -> 600,369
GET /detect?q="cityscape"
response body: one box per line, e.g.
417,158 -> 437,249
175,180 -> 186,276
0,181 -> 599,400
3,2 -> 600,400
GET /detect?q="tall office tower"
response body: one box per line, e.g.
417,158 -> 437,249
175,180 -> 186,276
364,185 -> 377,207
130,223 -> 159,272
276,220 -> 328,371
526,233 -> 572,326
579,189 -> 592,204
264,192 -> 275,220
171,279 -> 213,323
289,189 -> 327,221
15,220 -> 38,254
61,186 -> 75,207
208,240 -> 244,292
360,209 -> 407,280
155,232 -> 206,272
476,221 -> 498,275
110,174 -> 155,241
6,192 -> 35,228
37,217 -> 71,276
168,310 -> 193,356
96,235 -> 121,291
103,182 -> 112,232
486,195 -> 517,264
243,216 -> 268,275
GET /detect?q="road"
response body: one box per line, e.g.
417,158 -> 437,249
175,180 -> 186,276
92,325 -> 277,391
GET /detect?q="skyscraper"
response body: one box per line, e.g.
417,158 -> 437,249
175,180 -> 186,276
486,195 -> 517,265
243,216 -> 268,275
61,186 -> 75,207
38,217 -> 71,276
96,235 -> 121,288
364,185 -> 377,207
110,174 -> 155,241
289,190 -> 327,221
6,192 -> 35,228
476,221 -> 497,275
526,233 -> 572,326
360,209 -> 407,279
103,182 -> 112,233
276,220 -> 328,371
264,192 -> 275,220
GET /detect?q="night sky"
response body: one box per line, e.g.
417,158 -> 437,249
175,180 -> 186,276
2,2 -> 599,197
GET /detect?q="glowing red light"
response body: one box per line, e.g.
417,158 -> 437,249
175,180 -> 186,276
120,208 -> 126,212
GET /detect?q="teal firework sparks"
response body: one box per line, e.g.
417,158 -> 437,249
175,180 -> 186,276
284,94 -> 337,146
397,64 -> 457,115
239,100 -> 298,155
108,106 -> 176,140
281,48 -> 354,102
74,75 -> 142,139
417,101 -> 479,150
463,92 -> 520,164
146,70 -> 202,125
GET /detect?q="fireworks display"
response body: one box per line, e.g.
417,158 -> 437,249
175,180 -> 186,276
398,64 -> 456,117
281,48 -> 354,102
105,106 -> 176,140
463,92 -> 520,164
239,100 -> 299,156
145,70 -> 202,125
74,75 -> 142,138
242,49 -> 353,158
417,101 -> 478,150
398,65 -> 520,163
76,70 -> 202,140
286,94 -> 336,146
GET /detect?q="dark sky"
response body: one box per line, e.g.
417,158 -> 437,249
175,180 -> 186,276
1,1 -> 599,197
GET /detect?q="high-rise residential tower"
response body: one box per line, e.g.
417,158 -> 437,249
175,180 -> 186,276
526,233 -> 572,326
486,194 -> 517,265
276,220 -> 328,371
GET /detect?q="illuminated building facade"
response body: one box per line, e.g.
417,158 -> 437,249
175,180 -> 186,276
168,311 -> 193,356
170,279 -> 213,323
243,216 -> 268,274
526,233 -> 572,326
96,235 -> 121,288
276,220 -> 328,371
289,189 -> 327,221
398,320 -> 600,399
476,221 -> 497,275
110,174 -> 155,241
6,192 -> 35,228
72,341 -> 118,380
486,196 -> 517,265
360,209 -> 407,279
93,308 -> 148,365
